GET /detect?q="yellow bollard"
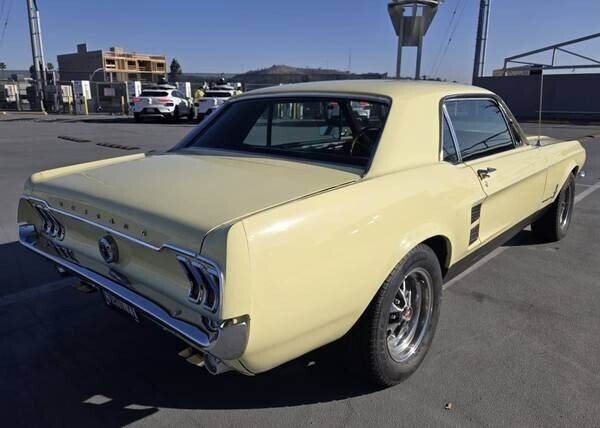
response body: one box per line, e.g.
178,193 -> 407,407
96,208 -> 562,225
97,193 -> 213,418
83,98 -> 89,115
121,96 -> 125,115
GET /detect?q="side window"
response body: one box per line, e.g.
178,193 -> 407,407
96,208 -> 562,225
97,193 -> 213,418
441,115 -> 458,163
445,99 -> 515,162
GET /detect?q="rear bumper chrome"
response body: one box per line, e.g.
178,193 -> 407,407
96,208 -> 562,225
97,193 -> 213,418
18,223 -> 248,361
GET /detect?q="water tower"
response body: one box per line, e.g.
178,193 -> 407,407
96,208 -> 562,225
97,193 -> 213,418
388,0 -> 442,80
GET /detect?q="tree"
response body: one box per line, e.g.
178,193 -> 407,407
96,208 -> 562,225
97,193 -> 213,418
169,58 -> 182,82
0,62 -> 6,71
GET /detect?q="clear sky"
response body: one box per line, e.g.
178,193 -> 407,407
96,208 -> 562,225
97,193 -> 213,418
1,0 -> 600,82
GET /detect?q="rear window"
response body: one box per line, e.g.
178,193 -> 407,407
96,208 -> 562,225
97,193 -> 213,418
203,91 -> 232,98
181,97 -> 390,168
140,91 -> 169,97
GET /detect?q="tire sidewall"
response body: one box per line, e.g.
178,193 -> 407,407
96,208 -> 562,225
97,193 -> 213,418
555,174 -> 575,239
372,246 -> 442,384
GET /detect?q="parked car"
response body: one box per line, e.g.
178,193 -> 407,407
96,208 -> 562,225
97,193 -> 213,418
131,88 -> 194,122
195,87 -> 234,121
17,80 -> 585,386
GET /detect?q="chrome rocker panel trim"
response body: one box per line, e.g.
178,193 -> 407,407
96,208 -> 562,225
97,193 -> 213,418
18,223 -> 247,361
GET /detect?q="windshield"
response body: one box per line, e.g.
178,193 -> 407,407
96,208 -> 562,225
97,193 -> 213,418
181,97 -> 390,168
203,91 -> 232,98
140,91 -> 169,97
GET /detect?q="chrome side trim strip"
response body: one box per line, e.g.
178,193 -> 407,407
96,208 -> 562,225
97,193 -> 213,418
18,223 -> 246,360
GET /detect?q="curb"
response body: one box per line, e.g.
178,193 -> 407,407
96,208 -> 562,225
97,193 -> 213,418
0,111 -> 48,116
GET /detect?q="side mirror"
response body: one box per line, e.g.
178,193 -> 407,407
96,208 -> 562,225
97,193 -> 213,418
319,126 -> 339,138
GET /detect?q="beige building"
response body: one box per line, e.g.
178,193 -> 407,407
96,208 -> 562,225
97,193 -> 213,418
58,43 -> 167,83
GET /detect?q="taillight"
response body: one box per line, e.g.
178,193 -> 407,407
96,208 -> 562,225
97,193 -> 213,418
157,98 -> 171,104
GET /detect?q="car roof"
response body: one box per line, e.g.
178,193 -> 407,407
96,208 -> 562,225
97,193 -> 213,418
243,79 -> 491,101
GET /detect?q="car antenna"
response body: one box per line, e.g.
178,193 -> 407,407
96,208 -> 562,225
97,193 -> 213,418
535,64 -> 544,147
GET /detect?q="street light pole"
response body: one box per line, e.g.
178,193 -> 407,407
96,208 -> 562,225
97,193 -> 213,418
89,67 -> 104,82
388,1 -> 442,80
26,0 -> 46,111
396,19 -> 404,78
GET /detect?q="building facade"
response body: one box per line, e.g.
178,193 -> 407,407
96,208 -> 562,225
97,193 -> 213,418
57,44 -> 167,83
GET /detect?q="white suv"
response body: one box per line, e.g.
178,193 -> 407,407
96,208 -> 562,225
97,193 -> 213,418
131,88 -> 194,122
195,88 -> 234,121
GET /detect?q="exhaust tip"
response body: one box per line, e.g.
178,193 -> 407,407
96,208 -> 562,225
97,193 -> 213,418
55,264 -> 70,277
178,347 -> 205,367
204,354 -> 232,375
75,280 -> 97,294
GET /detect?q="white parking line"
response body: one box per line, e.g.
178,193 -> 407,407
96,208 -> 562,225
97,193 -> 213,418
444,180 -> 600,290
575,181 -> 600,204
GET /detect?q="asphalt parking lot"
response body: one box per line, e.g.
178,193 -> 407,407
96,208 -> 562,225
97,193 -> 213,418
1,114 -> 599,427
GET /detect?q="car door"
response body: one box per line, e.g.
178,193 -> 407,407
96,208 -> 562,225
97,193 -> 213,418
173,91 -> 188,113
444,97 -> 547,244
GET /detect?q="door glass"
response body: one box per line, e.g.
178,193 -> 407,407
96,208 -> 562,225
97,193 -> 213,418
445,99 -> 514,162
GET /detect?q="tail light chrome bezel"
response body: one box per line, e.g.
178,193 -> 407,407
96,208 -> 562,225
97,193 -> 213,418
32,203 -> 65,241
177,256 -> 223,314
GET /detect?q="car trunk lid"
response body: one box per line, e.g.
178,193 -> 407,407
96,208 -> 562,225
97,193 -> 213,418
28,151 -> 361,253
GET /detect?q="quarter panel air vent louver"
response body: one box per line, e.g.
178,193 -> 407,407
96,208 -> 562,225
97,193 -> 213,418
471,203 -> 482,224
469,224 -> 480,245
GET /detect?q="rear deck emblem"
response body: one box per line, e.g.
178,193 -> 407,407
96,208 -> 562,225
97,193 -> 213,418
99,235 -> 119,264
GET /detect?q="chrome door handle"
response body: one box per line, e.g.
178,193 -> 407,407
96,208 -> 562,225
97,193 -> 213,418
477,167 -> 497,179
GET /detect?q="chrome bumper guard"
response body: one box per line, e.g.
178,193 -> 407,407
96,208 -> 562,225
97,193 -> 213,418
18,223 -> 248,361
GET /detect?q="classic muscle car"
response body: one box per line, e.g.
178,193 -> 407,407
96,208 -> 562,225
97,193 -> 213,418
17,80 -> 586,386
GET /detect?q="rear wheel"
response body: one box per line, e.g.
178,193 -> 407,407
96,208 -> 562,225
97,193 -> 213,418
532,174 -> 575,242
134,113 -> 142,123
170,107 -> 180,123
352,244 -> 442,387
196,112 -> 205,123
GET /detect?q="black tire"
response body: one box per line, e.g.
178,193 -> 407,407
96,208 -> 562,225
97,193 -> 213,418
187,106 -> 195,121
352,244 -> 442,387
134,113 -> 142,123
531,173 -> 575,242
172,107 -> 180,123
196,112 -> 205,123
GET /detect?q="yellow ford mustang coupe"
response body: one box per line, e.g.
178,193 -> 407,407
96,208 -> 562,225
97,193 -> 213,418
17,80 -> 585,386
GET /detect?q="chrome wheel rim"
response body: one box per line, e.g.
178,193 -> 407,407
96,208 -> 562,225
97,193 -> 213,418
559,182 -> 573,228
386,267 -> 433,363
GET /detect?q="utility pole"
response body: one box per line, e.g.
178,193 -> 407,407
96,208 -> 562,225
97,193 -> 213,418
26,0 -> 46,111
472,0 -> 491,83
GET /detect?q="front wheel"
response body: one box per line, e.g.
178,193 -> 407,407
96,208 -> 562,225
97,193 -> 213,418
187,106 -> 195,121
353,244 -> 442,387
531,174 -> 575,242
